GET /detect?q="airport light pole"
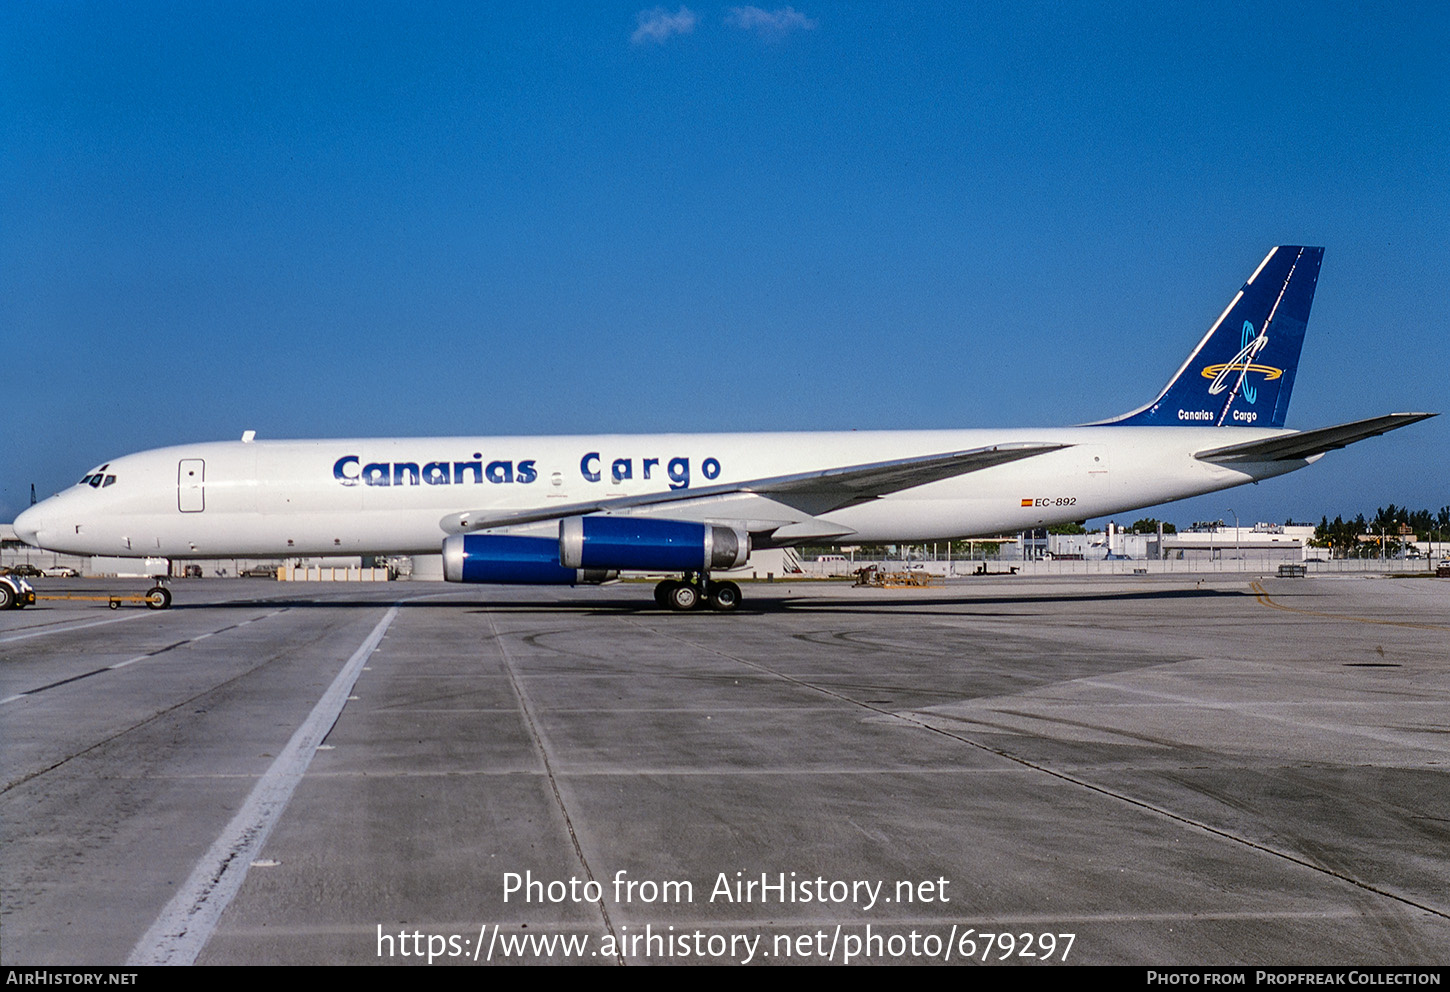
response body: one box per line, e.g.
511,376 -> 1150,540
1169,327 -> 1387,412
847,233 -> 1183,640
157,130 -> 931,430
1228,508 -> 1240,570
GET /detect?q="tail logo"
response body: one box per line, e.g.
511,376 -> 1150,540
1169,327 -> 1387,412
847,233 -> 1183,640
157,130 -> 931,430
1201,321 -> 1282,404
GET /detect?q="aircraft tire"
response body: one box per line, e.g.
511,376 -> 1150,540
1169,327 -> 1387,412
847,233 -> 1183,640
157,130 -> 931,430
145,586 -> 172,610
708,581 -> 741,612
666,582 -> 700,611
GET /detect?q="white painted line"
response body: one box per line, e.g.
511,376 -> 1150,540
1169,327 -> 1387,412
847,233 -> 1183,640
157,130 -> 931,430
0,612 -> 150,645
127,605 -> 399,965
106,654 -> 154,671
3,611 -> 290,705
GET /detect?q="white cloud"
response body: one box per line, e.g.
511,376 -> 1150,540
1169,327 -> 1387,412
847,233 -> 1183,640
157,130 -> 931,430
725,6 -> 818,39
632,6 -> 698,44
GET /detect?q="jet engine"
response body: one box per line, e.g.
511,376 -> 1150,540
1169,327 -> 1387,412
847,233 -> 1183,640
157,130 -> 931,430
559,516 -> 749,572
442,534 -> 617,585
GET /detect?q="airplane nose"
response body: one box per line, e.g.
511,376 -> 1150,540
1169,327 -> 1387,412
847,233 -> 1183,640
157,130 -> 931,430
13,504 -> 42,546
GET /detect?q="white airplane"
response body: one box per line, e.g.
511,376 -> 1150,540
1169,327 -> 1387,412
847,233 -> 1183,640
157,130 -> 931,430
10,246 -> 1433,611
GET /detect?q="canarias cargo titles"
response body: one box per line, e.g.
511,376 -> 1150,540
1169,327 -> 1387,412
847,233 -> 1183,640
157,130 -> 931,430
332,452 -> 724,490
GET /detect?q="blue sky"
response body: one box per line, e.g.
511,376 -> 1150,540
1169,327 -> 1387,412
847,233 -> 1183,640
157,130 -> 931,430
3,2 -> 1446,529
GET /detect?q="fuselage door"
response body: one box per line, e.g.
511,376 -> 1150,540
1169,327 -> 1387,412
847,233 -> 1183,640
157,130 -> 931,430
178,459 -> 205,512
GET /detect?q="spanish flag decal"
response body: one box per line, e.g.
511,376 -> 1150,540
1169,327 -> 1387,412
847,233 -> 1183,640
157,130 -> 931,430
1021,498 -> 1033,507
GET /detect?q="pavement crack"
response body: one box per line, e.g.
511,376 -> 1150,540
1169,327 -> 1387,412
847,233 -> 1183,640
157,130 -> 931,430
482,607 -> 624,965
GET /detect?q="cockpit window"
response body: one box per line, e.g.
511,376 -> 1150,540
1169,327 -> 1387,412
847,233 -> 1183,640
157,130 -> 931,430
78,465 -> 114,489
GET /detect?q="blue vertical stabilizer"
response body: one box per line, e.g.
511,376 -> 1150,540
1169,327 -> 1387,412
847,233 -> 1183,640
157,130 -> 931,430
1093,246 -> 1322,428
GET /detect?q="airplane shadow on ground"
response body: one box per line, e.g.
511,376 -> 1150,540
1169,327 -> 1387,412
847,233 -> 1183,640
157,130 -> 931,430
132,585 -> 1252,617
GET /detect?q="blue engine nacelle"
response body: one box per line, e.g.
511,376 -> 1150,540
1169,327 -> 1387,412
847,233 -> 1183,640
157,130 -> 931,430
441,534 -> 618,585
558,516 -> 749,572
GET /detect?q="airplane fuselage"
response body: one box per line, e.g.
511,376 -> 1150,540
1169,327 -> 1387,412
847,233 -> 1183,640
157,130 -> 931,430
16,427 -> 1310,559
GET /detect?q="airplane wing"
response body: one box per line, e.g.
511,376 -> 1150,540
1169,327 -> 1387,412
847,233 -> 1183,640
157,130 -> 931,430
440,442 -> 1070,534
1194,413 -> 1436,464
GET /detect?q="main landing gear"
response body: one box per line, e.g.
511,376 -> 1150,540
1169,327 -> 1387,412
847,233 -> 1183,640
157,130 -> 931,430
653,574 -> 742,612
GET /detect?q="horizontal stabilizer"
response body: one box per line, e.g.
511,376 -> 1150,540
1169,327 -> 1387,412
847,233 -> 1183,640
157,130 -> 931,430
1194,413 -> 1436,464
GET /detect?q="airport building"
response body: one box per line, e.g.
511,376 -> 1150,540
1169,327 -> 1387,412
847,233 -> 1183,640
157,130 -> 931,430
1006,522 -> 1315,563
1160,523 -> 1315,563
